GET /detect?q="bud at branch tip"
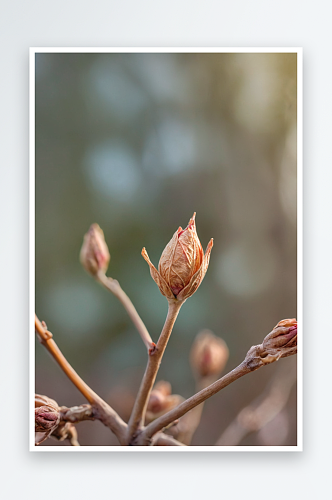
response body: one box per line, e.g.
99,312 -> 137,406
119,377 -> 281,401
142,213 -> 213,301
80,223 -> 110,277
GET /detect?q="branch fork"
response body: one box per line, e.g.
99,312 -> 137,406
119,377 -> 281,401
35,220 -> 297,447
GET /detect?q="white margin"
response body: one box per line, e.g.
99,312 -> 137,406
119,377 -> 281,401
30,47 -> 302,452
29,48 -> 36,452
297,48 -> 303,451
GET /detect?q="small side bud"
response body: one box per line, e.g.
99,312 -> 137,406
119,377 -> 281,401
147,381 -> 172,413
190,329 -> 229,379
80,223 -> 110,276
35,394 -> 60,445
146,381 -> 184,423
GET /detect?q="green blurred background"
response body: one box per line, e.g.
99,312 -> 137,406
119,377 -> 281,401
35,52 -> 297,446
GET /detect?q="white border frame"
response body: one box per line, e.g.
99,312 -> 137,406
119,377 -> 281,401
30,47 -> 302,452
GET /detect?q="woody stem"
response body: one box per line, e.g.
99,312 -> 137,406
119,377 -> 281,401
139,362 -> 250,444
127,300 -> 183,443
96,271 -> 155,353
138,334 -> 297,444
35,315 -> 128,444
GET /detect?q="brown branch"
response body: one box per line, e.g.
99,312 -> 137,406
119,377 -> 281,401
152,433 -> 186,446
138,319 -> 297,444
59,404 -> 95,424
96,271 -> 155,353
35,314 -> 128,445
35,315 -> 98,404
126,300 -> 183,443
140,362 -> 250,444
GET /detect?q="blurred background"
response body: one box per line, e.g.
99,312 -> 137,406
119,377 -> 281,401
35,52 -> 297,446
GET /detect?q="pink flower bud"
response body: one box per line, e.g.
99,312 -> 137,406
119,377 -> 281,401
244,318 -> 297,370
190,330 -> 229,379
262,318 -> 297,351
35,406 -> 60,432
142,213 -> 213,301
80,224 -> 110,276
146,381 -> 184,422
147,381 -> 172,413
35,394 -> 60,445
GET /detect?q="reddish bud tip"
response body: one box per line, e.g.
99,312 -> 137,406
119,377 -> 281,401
142,213 -> 213,302
80,224 -> 110,276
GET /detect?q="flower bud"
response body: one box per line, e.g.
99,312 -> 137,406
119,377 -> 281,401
262,318 -> 297,351
146,381 -> 184,422
35,406 -> 60,432
35,394 -> 60,445
190,330 -> 229,379
244,318 -> 297,371
80,223 -> 110,276
142,213 -> 213,301
147,381 -> 172,413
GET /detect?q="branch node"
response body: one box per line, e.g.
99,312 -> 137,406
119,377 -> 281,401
149,343 -> 158,355
39,320 -> 53,340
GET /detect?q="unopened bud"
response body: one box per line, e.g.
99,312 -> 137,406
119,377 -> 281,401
142,213 -> 213,301
80,223 -> 110,276
146,381 -> 184,422
35,394 -> 60,445
35,406 -> 60,432
262,318 -> 297,351
245,318 -> 297,370
147,381 -> 172,413
190,330 -> 229,379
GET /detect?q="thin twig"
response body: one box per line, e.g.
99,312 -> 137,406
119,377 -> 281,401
35,314 -> 128,444
35,315 -> 99,403
127,300 -> 183,443
140,362 -> 250,444
60,404 -> 95,424
96,271 -> 155,353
